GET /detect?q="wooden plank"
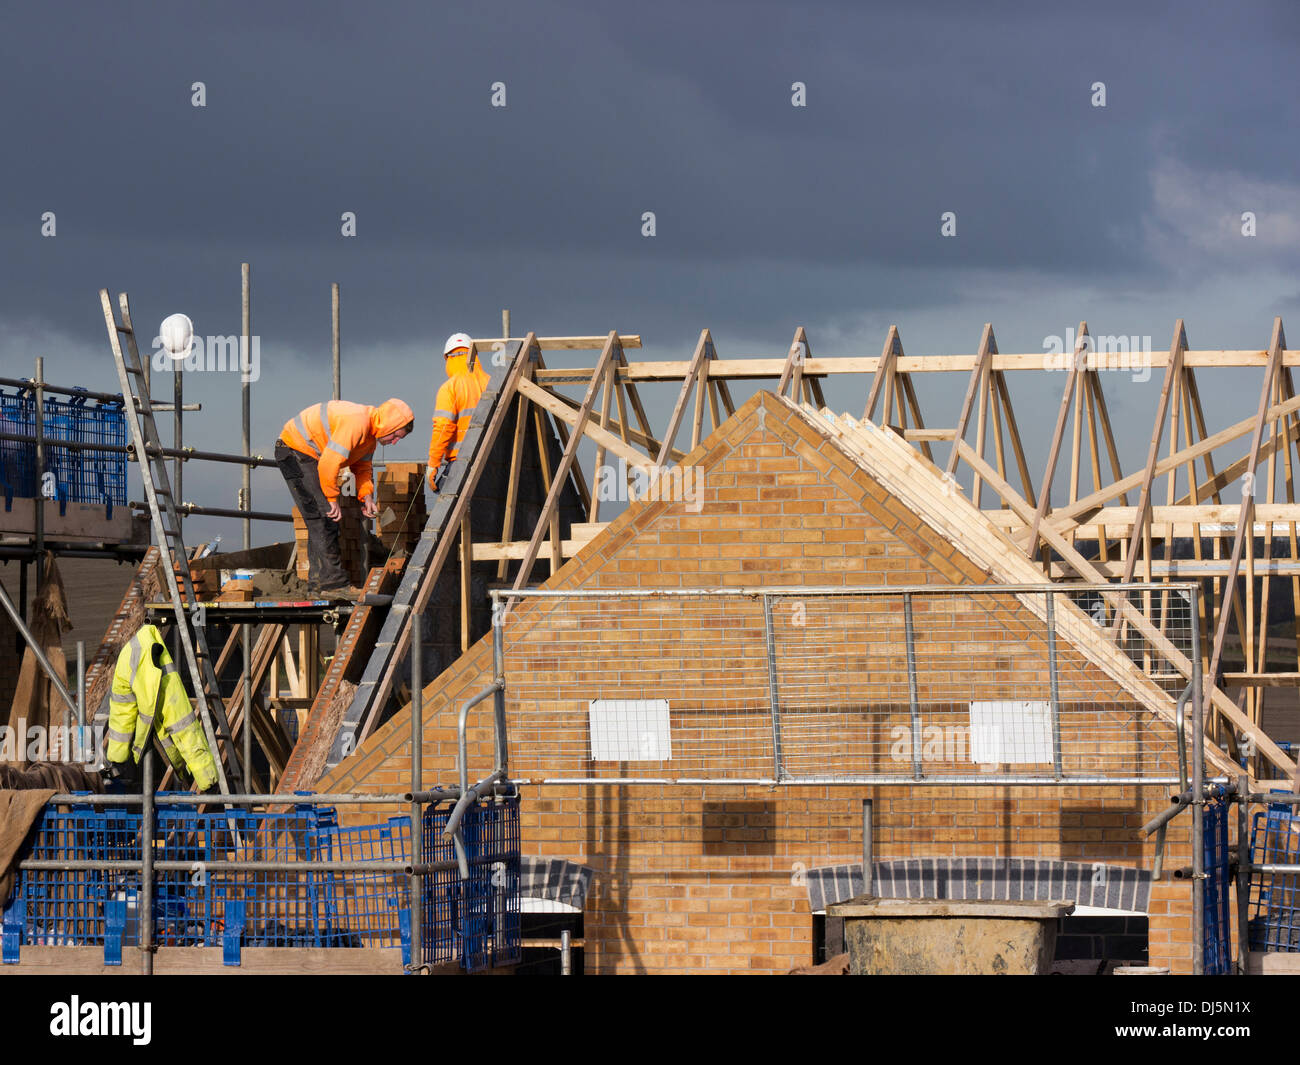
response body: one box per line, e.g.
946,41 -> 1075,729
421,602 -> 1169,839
655,331 -> 711,466
1039,377 -> 1300,535
512,334 -> 619,592
1115,322 -> 1187,595
496,335 -> 538,574
691,353 -> 711,451
460,510 -> 472,653
809,398 -> 1251,777
542,389 -> 590,514
588,360 -> 616,522
538,386 -> 681,461
533,349 -> 1300,383
474,334 -> 640,350
953,437 -> 1292,778
993,369 -> 1035,508
472,536 -> 603,561
1224,673 -> 1300,687
1081,368 -> 1108,560
863,326 -> 902,421
0,499 -> 146,543
1039,558 -> 1300,578
944,323 -> 996,479
1026,324 -> 1088,556
1208,318 -> 1286,684
1248,951 -> 1300,975
515,378 -> 653,470
986,502 -> 1300,530
777,328 -> 801,396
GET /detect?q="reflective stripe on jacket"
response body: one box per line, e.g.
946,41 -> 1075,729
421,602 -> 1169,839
280,400 -> 380,502
429,353 -> 489,471
106,624 -> 218,792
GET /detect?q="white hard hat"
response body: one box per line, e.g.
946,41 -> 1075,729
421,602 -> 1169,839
443,332 -> 472,356
159,314 -> 194,361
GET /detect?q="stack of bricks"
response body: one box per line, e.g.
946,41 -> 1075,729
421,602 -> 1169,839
217,576 -> 254,602
293,495 -> 365,586
185,562 -> 219,598
374,462 -> 427,557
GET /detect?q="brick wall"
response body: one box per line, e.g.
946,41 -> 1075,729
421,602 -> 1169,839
322,391 -> 1199,973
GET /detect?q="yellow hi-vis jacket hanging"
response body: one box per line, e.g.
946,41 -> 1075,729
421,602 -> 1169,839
106,624 -> 218,792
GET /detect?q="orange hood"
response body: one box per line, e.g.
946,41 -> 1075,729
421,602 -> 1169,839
371,398 -> 414,437
444,351 -> 474,377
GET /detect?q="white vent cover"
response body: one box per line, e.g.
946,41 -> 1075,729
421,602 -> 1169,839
968,701 -> 1053,764
588,699 -> 672,762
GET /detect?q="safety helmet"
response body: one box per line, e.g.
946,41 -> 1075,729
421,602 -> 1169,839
443,332 -> 472,357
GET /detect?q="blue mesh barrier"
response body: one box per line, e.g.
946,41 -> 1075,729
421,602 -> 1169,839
2,792 -> 521,971
1202,795 -> 1232,975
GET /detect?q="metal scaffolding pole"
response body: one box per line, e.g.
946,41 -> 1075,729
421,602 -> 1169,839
1191,589 -> 1205,976
332,283 -> 341,401
409,612 -> 424,973
174,359 -> 183,529
242,262 -> 252,551
34,357 -> 44,584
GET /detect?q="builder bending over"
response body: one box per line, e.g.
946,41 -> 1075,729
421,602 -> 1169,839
104,623 -> 219,793
276,397 -> 414,599
428,332 -> 489,492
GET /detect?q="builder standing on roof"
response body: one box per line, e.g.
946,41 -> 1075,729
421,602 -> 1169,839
276,398 -> 414,600
428,332 -> 489,493
104,623 -> 219,793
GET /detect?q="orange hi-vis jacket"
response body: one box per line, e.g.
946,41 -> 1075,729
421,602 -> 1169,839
429,352 -> 490,470
281,398 -> 413,501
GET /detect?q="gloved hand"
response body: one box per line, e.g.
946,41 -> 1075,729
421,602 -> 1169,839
430,460 -> 449,494
101,760 -> 138,790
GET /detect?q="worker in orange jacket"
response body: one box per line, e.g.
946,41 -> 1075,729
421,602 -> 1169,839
428,332 -> 490,492
276,398 -> 414,598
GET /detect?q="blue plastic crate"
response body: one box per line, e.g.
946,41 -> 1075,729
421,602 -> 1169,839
1248,805 -> 1300,952
314,814 -> 411,949
422,794 -> 521,971
153,802 -> 330,949
1,798 -> 337,956
1202,795 -> 1232,974
2,792 -> 521,969
0,387 -> 126,506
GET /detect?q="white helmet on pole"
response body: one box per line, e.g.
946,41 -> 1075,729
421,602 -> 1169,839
443,332 -> 472,357
159,313 -> 194,363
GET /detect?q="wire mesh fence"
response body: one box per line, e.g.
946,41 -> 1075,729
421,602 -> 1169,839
495,584 -> 1199,785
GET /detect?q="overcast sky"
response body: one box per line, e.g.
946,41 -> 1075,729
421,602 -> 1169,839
2,0 -> 1298,542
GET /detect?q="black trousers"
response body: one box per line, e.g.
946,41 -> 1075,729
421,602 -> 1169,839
275,440 -> 349,589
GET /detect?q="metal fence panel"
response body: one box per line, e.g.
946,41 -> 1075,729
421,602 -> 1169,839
496,585 -> 1197,785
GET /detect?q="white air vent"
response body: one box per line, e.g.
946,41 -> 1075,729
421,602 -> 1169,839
588,699 -> 672,762
968,701 -> 1053,764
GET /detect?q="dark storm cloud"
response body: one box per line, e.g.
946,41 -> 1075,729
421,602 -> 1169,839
1,0 -> 1298,539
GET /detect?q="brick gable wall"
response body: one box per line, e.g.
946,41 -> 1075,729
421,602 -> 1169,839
321,391 -> 1198,973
